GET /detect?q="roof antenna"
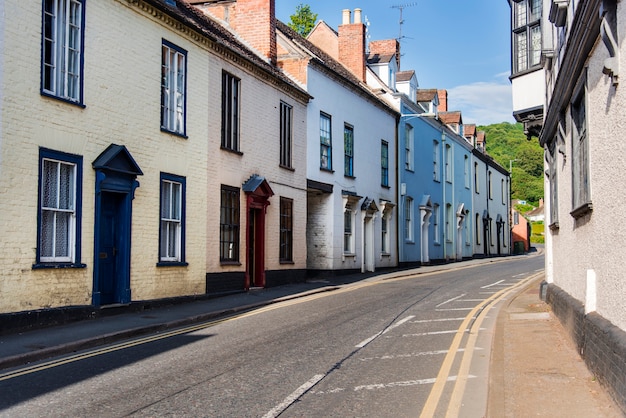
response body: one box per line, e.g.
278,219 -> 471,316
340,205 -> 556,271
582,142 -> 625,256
391,2 -> 417,42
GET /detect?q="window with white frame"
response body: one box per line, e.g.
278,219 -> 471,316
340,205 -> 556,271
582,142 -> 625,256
222,71 -> 240,151
445,203 -> 452,242
161,40 -> 187,135
571,73 -> 591,218
445,144 -> 452,182
42,0 -> 85,104
381,213 -> 389,254
433,203 -> 440,244
344,124 -> 354,177
474,162 -> 480,193
160,173 -> 185,263
488,171 -> 493,200
37,148 -> 83,265
547,136 -> 559,228
502,179 -> 507,204
405,124 -> 414,171
320,112 -> 332,170
433,140 -> 440,181
475,213 -> 481,245
464,155 -> 470,188
512,0 -> 542,74
280,101 -> 293,168
465,210 -> 471,245
405,197 -> 413,242
344,209 -> 354,253
381,140 -> 389,187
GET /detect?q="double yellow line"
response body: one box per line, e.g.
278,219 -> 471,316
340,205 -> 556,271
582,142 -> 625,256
420,271 -> 544,417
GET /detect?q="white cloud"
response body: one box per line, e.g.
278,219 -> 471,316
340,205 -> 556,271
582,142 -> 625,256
447,80 -> 516,126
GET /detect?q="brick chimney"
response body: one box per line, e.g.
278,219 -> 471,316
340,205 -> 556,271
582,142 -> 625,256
189,0 -> 277,65
338,9 -> 366,81
437,89 -> 448,112
369,39 -> 400,69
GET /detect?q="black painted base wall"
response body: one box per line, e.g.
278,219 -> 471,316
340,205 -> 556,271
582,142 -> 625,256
547,283 -> 626,415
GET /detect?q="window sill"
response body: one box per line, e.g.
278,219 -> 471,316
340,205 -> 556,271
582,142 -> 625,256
156,261 -> 189,267
220,260 -> 242,266
549,221 -> 560,231
279,260 -> 294,265
320,167 -> 334,173
570,202 -> 593,219
345,175 -> 356,179
343,253 -> 356,258
405,168 -> 414,173
221,147 -> 243,156
160,127 -> 188,139
33,262 -> 87,270
381,184 -> 390,189
405,240 -> 415,244
280,164 -> 295,172
41,91 -> 86,108
380,252 -> 391,257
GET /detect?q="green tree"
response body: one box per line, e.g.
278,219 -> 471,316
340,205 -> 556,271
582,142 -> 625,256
478,122 -> 544,205
288,3 -> 318,37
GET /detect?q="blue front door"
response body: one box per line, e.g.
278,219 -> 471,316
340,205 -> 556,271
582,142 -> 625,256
97,192 -> 125,305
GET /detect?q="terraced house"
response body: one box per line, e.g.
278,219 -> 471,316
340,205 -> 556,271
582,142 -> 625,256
0,0 -> 309,316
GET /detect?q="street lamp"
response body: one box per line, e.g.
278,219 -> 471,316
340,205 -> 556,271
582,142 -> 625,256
509,158 -> 519,173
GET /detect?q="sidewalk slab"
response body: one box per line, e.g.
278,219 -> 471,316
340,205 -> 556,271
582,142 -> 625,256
488,277 -> 622,417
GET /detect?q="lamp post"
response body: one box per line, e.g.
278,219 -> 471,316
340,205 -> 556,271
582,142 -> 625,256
509,158 -> 518,173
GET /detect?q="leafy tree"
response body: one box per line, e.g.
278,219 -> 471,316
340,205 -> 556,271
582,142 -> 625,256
288,3 -> 318,37
478,122 -> 544,205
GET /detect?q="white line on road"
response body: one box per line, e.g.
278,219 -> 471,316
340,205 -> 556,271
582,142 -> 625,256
354,375 -> 476,391
410,317 -> 467,323
358,347 -> 483,362
435,307 -> 474,311
401,330 -> 463,337
481,279 -> 505,288
262,374 -> 325,418
355,315 -> 415,348
435,294 -> 466,307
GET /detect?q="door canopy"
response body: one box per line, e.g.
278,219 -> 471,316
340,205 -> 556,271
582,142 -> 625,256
243,174 -> 274,210
92,144 -> 143,195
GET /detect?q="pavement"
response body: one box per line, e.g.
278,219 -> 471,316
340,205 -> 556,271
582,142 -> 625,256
0,251 -> 623,416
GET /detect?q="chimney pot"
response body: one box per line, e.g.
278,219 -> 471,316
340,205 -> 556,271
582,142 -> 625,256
342,9 -> 351,24
354,8 -> 362,24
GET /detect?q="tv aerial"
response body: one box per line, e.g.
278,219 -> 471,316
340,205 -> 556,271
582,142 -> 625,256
391,2 -> 417,42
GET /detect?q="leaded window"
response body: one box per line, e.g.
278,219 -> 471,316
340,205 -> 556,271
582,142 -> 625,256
512,0 -> 542,74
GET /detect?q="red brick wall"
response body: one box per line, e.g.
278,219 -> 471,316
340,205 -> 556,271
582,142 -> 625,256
338,20 -> 365,81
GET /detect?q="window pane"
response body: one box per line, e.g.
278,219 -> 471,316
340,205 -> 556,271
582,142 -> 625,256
59,162 -> 74,210
161,181 -> 171,218
514,1 -> 527,28
41,211 -> 55,258
529,0 -> 541,21
530,25 -> 541,67
515,31 -> 528,72
172,182 -> 181,220
55,211 -> 71,257
42,160 -> 58,208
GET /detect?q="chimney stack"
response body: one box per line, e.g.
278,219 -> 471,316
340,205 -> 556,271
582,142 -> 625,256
438,89 -> 448,112
338,9 -> 366,81
369,39 -> 401,69
190,0 -> 277,65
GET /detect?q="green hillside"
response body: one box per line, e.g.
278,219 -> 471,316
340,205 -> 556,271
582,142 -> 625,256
477,122 -> 544,205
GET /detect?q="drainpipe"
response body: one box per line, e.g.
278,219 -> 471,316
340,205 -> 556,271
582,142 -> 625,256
441,130 -> 446,262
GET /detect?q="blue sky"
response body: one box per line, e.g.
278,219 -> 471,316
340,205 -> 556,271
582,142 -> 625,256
275,1 -> 514,125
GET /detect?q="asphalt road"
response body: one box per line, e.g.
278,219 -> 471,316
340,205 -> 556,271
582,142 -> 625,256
0,256 -> 544,417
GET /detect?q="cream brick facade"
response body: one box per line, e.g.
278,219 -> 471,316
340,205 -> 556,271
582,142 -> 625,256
0,0 -> 308,313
